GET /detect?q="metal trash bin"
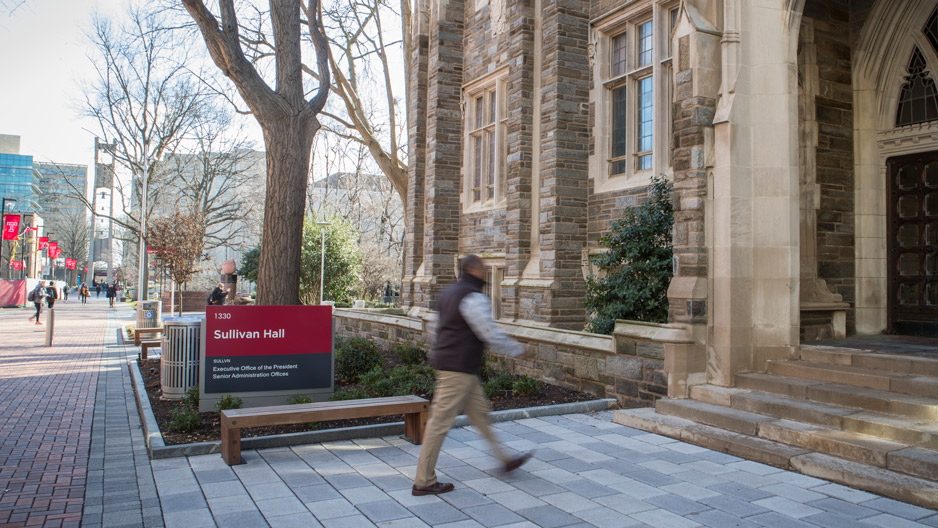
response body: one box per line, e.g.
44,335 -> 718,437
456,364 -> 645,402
160,316 -> 202,400
137,300 -> 162,329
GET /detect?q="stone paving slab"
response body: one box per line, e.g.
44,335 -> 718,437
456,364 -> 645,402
150,411 -> 938,527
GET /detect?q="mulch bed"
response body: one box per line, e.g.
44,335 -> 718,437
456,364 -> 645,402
139,351 -> 601,446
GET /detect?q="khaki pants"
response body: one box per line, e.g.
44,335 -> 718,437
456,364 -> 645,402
414,370 -> 509,487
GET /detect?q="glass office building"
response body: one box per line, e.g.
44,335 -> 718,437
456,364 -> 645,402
0,152 -> 35,213
34,161 -> 87,216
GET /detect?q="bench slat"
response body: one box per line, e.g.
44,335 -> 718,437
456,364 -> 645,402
221,397 -> 428,429
222,396 -> 425,418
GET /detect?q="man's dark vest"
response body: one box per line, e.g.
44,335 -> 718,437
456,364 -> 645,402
431,274 -> 486,375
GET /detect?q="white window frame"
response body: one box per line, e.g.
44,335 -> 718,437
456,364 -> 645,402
590,1 -> 677,194
462,70 -> 509,213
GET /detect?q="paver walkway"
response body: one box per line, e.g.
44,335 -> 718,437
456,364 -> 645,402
3,296 -> 938,527
0,295 -> 111,527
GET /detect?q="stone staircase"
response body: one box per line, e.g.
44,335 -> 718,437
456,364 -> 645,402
614,345 -> 938,509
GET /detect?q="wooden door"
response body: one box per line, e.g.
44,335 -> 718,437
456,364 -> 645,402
887,153 -> 938,336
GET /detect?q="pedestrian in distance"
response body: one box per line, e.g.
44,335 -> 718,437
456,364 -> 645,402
207,283 -> 229,306
80,284 -> 89,305
62,283 -> 69,303
27,282 -> 45,325
107,282 -> 117,307
411,254 -> 532,496
45,281 -> 58,310
95,282 -> 101,297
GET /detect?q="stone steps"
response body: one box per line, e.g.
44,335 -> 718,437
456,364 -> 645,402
802,345 -> 938,377
737,373 -> 938,420
614,345 -> 938,509
615,408 -> 938,509
767,360 -> 938,398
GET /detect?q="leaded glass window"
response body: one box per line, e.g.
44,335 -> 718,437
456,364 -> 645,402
925,8 -> 938,58
464,76 -> 508,209
896,48 -> 938,127
637,76 -> 654,170
611,86 -> 628,176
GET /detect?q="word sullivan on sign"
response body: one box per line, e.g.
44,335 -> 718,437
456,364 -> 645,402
213,329 -> 286,339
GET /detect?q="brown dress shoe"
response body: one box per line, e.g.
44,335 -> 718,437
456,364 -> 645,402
411,482 -> 455,496
503,452 -> 533,473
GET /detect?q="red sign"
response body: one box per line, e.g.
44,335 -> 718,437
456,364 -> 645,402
207,305 -> 331,357
2,214 -> 19,240
11,261 -> 23,271
48,242 -> 58,258
204,305 -> 333,395
65,258 -> 77,270
38,237 -> 49,250
53,248 -> 63,259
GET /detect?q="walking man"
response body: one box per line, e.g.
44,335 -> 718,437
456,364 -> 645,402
412,254 -> 531,496
28,282 -> 45,325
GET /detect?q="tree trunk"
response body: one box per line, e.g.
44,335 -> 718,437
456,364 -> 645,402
255,114 -> 319,305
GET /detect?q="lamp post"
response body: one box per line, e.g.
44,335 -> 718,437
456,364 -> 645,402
317,221 -> 331,305
0,197 -> 17,279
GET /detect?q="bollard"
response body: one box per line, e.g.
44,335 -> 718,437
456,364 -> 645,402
45,308 -> 54,347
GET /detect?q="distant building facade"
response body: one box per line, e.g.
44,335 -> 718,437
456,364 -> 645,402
161,149 -> 266,288
0,134 -> 36,214
33,162 -> 88,217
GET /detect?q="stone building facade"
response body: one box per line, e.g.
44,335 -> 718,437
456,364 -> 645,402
403,0 -> 938,398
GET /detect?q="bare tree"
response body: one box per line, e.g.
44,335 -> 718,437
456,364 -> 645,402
231,0 -> 408,203
46,209 -> 89,284
147,211 -> 205,315
181,0 -> 330,306
316,0 -> 408,201
73,6 -> 207,240
163,108 -> 261,252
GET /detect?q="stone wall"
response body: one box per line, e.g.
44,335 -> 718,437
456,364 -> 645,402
587,183 -> 652,244
333,309 -> 670,408
804,1 -> 857,334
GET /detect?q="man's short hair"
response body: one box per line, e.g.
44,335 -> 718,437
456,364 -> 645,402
460,254 -> 484,276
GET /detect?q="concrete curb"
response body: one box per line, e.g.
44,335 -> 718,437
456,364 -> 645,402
129,359 -> 616,459
129,359 -> 167,454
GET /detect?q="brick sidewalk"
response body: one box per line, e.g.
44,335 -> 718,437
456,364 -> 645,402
0,296 -> 112,527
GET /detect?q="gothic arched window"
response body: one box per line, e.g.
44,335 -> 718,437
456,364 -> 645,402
896,47 -> 938,127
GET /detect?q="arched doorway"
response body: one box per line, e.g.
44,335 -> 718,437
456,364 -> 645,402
852,0 -> 938,336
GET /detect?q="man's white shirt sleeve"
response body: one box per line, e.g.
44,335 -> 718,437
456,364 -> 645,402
458,292 -> 523,357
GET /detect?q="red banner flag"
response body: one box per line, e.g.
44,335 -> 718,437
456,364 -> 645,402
38,237 -> 49,250
2,214 -> 20,240
48,241 -> 58,258
53,247 -> 63,260
12,261 -> 23,271
65,258 -> 76,269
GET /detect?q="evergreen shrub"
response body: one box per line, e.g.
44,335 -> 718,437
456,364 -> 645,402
584,175 -> 674,334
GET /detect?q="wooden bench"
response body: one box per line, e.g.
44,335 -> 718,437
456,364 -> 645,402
220,396 -> 430,465
134,327 -> 163,360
